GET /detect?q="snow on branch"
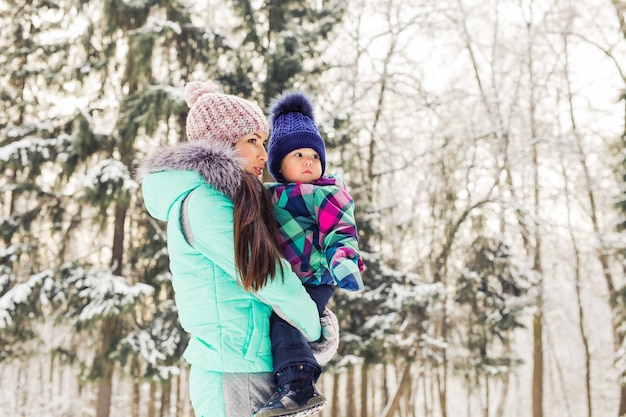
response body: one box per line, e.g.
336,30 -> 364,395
383,281 -> 445,310
63,266 -> 153,323
82,159 -> 139,194
0,269 -> 55,328
123,329 -> 167,366
130,20 -> 182,36
0,136 -> 57,165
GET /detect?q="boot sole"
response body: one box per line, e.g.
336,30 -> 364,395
254,396 -> 327,417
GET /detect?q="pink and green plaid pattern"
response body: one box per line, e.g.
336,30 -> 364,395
265,175 -> 364,290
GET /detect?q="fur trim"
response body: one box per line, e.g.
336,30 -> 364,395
309,308 -> 339,365
137,141 -> 243,199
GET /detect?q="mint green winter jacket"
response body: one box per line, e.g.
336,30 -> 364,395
138,141 -> 321,374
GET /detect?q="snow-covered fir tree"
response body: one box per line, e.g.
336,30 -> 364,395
1,0 -> 346,416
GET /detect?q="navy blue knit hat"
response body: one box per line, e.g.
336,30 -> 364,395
267,91 -> 326,182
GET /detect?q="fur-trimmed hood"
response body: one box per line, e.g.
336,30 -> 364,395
137,141 -> 244,200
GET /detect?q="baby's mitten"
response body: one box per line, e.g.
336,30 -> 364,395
331,257 -> 364,291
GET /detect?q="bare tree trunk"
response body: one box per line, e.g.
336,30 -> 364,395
559,145 -> 593,417
407,390 -> 414,417
560,17 -> 625,416
422,369 -> 429,417
176,372 -> 183,417
484,374 -> 489,417
160,379 -> 171,417
347,366 -> 356,417
131,378 -> 140,417
569,145 -> 598,417
527,5 -> 544,414
47,354 -> 53,406
531,309 -> 543,417
495,344 -> 512,417
544,320 -> 574,417
95,202 -> 127,417
614,280 -> 626,413
380,363 -> 412,417
95,317 -> 116,417
179,368 -> 192,417
614,56 -> 626,417
331,372 -> 340,417
148,380 -> 156,417
438,312 -> 448,417
17,362 -> 27,417
383,364 -> 390,412
361,363 -> 368,417
401,384 -> 409,417
618,368 -> 626,417
597,2 -> 626,415
407,365 -> 420,417
466,377 -> 472,417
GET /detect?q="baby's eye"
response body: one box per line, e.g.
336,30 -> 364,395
313,154 -> 320,159
294,152 -> 303,157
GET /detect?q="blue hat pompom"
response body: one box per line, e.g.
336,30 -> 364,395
269,91 -> 315,125
267,90 -> 327,182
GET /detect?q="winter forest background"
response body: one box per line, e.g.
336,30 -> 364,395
2,0 -> 626,417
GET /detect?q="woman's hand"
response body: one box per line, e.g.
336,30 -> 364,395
309,308 -> 339,365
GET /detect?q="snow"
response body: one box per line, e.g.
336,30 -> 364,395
385,281 -> 445,307
65,266 -> 153,322
130,20 -> 182,36
148,83 -> 185,103
0,137 -> 56,163
82,159 -> 139,193
124,330 -> 167,366
0,270 -> 54,328
1,0 -> 626,416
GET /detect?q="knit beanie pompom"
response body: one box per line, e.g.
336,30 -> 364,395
184,80 -> 220,108
184,80 -> 269,145
267,90 -> 326,182
269,91 -> 315,125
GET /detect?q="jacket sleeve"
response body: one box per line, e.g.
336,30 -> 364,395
253,258 -> 322,342
186,186 -> 321,342
313,184 -> 365,290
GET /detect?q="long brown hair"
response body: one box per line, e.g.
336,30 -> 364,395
233,173 -> 284,291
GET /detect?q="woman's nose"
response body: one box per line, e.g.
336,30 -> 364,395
259,146 -> 268,161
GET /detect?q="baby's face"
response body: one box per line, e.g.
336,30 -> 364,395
280,148 -> 323,183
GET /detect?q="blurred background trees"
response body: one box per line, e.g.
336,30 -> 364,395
1,0 -> 625,416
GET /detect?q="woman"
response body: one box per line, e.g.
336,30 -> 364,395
138,80 -> 322,417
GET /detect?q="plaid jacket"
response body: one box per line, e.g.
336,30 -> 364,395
264,174 -> 364,290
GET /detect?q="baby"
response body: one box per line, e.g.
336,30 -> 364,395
254,90 -> 364,417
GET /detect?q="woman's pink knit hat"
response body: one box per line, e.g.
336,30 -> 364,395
184,80 -> 269,144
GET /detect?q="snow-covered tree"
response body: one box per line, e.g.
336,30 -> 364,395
1,0 -> 347,415
453,236 -> 531,416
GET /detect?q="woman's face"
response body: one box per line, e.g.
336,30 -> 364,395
234,131 -> 269,179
